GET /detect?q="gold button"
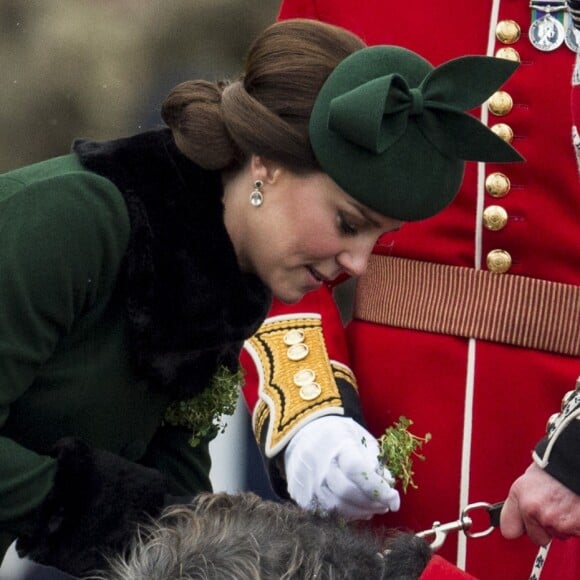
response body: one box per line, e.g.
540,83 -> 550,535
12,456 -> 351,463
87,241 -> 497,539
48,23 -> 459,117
287,343 -> 309,361
490,123 -> 514,143
495,47 -> 520,62
283,329 -> 304,346
488,91 -> 513,116
483,205 -> 509,231
293,369 -> 316,387
496,20 -> 521,44
486,172 -> 511,198
300,382 -> 322,401
486,249 -> 512,273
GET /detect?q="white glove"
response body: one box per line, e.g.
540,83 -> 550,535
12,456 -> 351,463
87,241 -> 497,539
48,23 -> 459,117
284,416 -> 400,520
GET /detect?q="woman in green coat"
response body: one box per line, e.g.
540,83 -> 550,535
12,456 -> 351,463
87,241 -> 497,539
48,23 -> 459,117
0,18 -> 521,578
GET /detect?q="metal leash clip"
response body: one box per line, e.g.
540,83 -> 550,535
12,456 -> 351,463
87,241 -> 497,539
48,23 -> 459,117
416,501 -> 504,551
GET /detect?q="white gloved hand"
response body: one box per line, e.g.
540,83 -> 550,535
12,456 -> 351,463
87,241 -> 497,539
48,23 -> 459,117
284,416 -> 400,520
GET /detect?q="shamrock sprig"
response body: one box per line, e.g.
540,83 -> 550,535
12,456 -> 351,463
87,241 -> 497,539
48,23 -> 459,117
377,416 -> 431,493
163,366 -> 242,447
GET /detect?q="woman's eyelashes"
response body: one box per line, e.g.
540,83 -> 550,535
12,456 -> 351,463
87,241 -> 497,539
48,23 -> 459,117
338,211 -> 359,236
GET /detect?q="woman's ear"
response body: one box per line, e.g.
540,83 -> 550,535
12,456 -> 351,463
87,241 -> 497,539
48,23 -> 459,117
251,155 -> 282,186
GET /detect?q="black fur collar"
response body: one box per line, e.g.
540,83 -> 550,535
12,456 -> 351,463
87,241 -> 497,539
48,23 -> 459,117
73,129 -> 271,399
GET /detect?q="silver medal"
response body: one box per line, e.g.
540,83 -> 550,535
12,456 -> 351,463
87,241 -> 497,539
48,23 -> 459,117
529,13 -> 566,51
565,25 -> 580,52
565,14 -> 580,52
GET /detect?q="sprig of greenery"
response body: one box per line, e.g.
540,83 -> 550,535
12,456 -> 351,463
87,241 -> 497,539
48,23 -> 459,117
163,366 -> 242,447
377,416 -> 431,493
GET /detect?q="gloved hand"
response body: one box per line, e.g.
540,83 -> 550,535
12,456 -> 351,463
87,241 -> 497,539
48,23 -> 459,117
284,416 -> 400,520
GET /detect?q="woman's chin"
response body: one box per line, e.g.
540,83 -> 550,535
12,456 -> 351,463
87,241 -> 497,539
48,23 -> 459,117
273,292 -> 301,305
272,286 -> 311,305
271,271 -> 322,304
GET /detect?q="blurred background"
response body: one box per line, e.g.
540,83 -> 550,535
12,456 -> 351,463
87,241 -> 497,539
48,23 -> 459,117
1,0 -> 279,171
0,1 -> 279,577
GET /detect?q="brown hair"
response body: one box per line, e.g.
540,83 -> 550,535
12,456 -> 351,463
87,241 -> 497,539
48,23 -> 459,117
160,19 -> 365,171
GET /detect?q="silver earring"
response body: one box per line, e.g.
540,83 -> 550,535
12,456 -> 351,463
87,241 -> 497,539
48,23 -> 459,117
250,180 -> 264,207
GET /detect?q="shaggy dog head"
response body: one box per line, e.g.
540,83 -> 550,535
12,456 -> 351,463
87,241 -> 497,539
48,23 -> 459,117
96,492 -> 430,580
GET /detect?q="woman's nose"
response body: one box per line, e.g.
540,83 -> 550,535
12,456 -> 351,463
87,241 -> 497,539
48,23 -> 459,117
336,243 -> 373,277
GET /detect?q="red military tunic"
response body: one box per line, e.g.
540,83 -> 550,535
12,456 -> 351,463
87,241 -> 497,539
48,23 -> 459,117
242,1 -> 580,578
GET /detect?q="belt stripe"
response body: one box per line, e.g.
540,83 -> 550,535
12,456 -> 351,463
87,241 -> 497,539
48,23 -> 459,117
354,255 -> 580,356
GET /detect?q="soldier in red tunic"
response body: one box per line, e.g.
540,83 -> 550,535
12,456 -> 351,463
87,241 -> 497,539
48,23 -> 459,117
241,1 -> 580,578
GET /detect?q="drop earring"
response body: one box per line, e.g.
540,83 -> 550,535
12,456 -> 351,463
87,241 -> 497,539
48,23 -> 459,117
250,180 -> 264,207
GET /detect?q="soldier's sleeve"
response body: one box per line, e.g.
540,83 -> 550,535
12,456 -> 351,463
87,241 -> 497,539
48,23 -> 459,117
533,376 -> 580,495
240,284 -> 363,496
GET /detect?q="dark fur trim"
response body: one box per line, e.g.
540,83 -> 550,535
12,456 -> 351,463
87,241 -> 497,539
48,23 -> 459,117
16,438 -> 168,577
73,129 -> 272,399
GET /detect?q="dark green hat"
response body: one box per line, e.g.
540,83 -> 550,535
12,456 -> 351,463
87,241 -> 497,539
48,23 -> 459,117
309,46 -> 523,221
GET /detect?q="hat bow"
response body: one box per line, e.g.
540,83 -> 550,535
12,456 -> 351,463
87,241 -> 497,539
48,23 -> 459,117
327,56 -> 521,162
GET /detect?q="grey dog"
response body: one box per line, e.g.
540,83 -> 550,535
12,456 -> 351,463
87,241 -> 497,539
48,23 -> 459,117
94,491 -> 431,580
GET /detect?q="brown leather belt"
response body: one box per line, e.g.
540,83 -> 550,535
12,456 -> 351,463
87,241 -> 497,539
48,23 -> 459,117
353,255 -> 580,356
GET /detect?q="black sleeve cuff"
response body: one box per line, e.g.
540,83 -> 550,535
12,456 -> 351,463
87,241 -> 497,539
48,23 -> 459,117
16,438 -> 168,577
533,384 -> 580,496
535,418 -> 580,495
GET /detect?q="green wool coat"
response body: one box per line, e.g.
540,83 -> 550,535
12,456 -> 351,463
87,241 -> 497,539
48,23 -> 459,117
0,130 -> 271,574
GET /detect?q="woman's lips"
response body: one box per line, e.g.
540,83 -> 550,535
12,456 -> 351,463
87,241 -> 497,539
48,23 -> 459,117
305,266 -> 324,287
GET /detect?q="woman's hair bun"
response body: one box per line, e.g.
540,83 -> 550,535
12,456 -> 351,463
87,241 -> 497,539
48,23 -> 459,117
161,80 -> 240,170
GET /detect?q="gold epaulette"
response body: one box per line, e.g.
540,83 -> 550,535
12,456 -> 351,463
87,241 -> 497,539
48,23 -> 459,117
244,313 -> 358,457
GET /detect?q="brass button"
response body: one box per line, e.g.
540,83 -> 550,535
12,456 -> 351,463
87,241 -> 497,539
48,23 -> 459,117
496,20 -> 521,44
300,382 -> 322,401
486,172 -> 511,198
486,249 -> 512,273
287,343 -> 309,361
495,47 -> 520,62
488,91 -> 513,116
293,368 -> 316,386
483,205 -> 509,231
283,329 -> 304,346
490,122 -> 514,143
